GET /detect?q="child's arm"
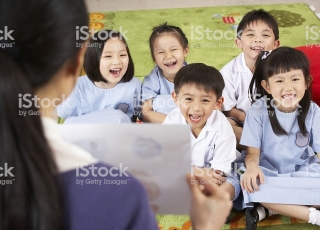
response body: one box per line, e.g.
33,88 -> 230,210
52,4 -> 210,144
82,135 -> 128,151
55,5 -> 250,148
141,73 -> 168,123
224,108 -> 246,122
241,146 -> 264,193
142,99 -> 167,123
57,91 -> 81,119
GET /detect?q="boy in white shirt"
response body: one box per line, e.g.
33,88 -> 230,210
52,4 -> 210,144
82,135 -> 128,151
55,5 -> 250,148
163,63 -> 240,202
221,9 -> 280,149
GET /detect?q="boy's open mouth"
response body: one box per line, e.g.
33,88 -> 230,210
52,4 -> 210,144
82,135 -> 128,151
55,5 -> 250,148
189,114 -> 202,122
251,46 -> 264,51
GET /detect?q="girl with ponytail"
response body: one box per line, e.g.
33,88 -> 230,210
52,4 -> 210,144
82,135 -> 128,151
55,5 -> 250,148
242,47 -> 320,229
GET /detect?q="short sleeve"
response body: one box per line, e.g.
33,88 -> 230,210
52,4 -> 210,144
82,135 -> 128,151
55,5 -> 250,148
141,69 -> 160,102
240,104 -> 263,148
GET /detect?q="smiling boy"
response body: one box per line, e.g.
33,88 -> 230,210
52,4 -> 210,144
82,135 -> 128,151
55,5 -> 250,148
220,9 -> 280,149
163,63 -> 240,202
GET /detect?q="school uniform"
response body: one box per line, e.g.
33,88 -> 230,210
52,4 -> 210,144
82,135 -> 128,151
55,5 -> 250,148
42,116 -> 158,230
240,97 -> 320,205
141,65 -> 176,114
163,108 -> 241,201
220,52 -> 253,113
57,75 -> 141,122
63,107 -> 132,124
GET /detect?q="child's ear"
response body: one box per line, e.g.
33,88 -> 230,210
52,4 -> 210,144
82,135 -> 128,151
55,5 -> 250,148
214,96 -> 224,110
261,80 -> 271,94
306,75 -> 313,89
183,46 -> 189,57
235,38 -> 242,49
273,40 -> 280,49
172,91 -> 179,105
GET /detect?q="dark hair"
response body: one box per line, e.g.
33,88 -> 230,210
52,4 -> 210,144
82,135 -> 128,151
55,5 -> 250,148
0,0 -> 88,229
249,47 -> 311,136
84,30 -> 134,84
237,9 -> 279,40
149,22 -> 188,61
174,63 -> 225,99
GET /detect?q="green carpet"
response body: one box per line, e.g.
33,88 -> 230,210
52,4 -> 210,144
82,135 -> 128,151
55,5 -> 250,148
89,3 -> 320,81
88,4 -> 320,229
156,211 -> 320,230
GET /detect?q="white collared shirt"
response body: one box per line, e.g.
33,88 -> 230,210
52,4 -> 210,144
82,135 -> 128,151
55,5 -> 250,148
163,108 -> 237,174
220,52 -> 253,113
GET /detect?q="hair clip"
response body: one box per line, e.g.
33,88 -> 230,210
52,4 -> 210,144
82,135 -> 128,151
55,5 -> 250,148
261,50 -> 272,59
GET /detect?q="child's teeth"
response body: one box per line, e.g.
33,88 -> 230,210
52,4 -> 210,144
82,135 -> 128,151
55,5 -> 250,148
283,94 -> 294,99
190,115 -> 201,121
110,69 -> 120,73
165,61 -> 177,66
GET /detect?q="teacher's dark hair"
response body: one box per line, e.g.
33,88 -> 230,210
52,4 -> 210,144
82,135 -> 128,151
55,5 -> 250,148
0,0 -> 88,229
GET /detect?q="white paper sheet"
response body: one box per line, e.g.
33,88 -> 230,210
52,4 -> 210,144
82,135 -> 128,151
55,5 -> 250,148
58,123 -> 191,214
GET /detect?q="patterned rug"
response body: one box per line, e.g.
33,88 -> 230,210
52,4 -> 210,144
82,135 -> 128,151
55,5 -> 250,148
156,210 -> 320,229
87,4 -> 320,229
88,3 -> 320,80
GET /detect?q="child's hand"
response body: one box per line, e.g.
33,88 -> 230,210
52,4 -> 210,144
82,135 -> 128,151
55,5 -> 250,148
240,166 -> 264,193
212,169 -> 227,185
193,167 -> 227,185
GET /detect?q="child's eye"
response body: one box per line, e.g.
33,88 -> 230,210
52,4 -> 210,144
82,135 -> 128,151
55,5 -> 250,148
246,33 -> 254,37
104,55 -> 112,58
185,98 -> 192,101
275,80 -> 283,83
120,54 -> 127,57
293,78 -> 300,81
172,49 -> 177,51
202,99 -> 210,103
157,51 -> 163,54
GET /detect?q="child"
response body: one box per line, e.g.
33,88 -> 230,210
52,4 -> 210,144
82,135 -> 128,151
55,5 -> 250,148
163,63 -> 240,203
240,47 -> 320,230
220,9 -> 280,149
57,30 -> 140,123
142,22 -> 189,123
